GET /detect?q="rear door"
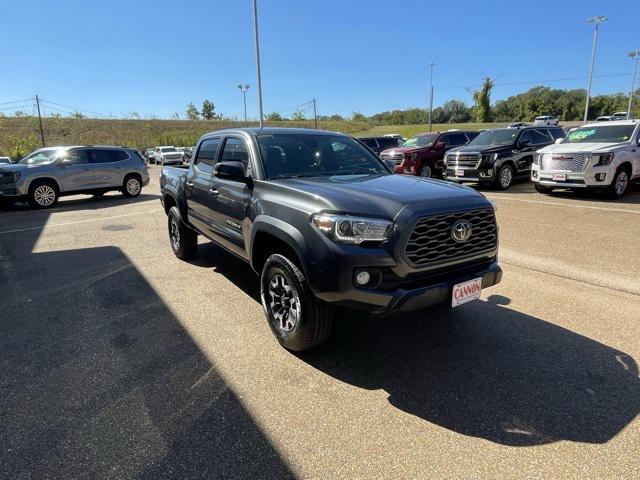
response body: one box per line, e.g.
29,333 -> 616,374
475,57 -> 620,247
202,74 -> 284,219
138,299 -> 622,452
86,148 -> 121,187
185,137 -> 220,236
208,136 -> 253,256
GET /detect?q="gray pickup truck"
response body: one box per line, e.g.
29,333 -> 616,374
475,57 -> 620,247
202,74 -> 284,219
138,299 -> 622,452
160,128 -> 502,351
0,146 -> 149,208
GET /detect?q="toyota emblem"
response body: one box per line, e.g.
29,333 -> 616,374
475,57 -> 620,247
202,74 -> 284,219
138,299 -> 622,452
451,220 -> 473,243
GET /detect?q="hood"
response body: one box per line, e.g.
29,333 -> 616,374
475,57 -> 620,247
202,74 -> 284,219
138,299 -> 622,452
381,145 -> 430,155
269,174 -> 487,219
537,142 -> 622,154
449,144 -> 511,154
0,163 -> 32,172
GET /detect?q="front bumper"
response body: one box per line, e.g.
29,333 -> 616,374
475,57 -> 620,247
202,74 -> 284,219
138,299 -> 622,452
531,164 -> 613,188
445,167 -> 495,183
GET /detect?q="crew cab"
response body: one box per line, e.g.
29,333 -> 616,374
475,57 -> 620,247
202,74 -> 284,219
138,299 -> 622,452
152,146 -> 183,165
532,120 -> 640,198
160,128 -> 502,351
0,146 -> 149,208
445,125 -> 564,189
380,130 -> 479,178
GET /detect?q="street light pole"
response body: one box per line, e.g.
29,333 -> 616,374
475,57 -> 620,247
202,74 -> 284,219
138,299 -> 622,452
583,16 -> 609,123
252,0 -> 264,128
627,50 -> 639,120
428,62 -> 435,132
237,84 -> 250,125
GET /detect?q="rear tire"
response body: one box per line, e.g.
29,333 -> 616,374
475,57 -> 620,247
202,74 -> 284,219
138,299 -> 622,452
28,180 -> 59,209
261,254 -> 332,351
606,166 -> 630,199
168,206 -> 197,260
534,184 -> 554,194
419,163 -> 433,178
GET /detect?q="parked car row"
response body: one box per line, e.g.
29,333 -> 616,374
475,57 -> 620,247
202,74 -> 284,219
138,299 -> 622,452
143,145 -> 196,165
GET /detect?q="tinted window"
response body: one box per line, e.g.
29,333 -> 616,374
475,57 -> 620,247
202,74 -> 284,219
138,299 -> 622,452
466,132 -> 480,141
87,149 -> 113,163
518,130 -> 533,146
194,138 -> 220,175
448,133 -> 468,146
378,137 -> 399,149
469,129 -> 518,146
532,129 -> 551,144
548,128 -> 565,140
64,149 -> 89,164
221,138 -> 249,165
361,139 -> 378,148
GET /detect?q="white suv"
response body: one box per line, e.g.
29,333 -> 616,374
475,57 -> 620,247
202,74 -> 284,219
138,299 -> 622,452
533,115 -> 560,126
532,120 -> 640,198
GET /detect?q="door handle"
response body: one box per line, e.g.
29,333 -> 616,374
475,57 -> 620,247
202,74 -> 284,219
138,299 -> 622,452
208,189 -> 219,196
185,181 -> 194,188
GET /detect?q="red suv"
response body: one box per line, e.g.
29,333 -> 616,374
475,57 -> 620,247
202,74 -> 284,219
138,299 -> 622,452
380,130 -> 479,177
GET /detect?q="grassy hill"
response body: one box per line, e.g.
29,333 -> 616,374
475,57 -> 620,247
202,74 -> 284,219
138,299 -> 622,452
0,117 -> 369,159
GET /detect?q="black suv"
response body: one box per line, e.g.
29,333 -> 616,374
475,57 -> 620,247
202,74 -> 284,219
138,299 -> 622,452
445,126 -> 565,189
160,128 -> 502,351
358,136 -> 403,155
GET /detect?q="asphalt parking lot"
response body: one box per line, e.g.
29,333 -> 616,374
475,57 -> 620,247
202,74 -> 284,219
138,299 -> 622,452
1,165 -> 639,479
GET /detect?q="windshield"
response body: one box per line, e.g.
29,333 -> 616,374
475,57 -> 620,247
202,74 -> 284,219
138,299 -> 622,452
402,134 -> 437,148
19,149 -> 62,165
563,125 -> 636,144
468,129 -> 518,146
160,147 -> 177,153
256,133 -> 389,179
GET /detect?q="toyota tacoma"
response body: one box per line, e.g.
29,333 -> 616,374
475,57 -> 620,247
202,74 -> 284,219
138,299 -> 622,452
160,128 -> 502,351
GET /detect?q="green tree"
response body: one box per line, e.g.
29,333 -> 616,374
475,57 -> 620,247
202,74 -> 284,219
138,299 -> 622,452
472,77 -> 494,123
441,99 -> 470,123
69,111 -> 86,119
351,111 -> 367,122
186,102 -> 200,120
266,112 -> 283,121
291,109 -> 307,121
14,110 -> 26,117
329,114 -> 344,121
201,99 -> 217,120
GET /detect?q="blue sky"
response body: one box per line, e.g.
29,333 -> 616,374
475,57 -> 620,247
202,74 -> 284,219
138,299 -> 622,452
1,0 -> 637,119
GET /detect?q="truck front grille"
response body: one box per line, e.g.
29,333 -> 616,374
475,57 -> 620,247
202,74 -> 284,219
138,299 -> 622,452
380,152 -> 405,166
446,152 -> 481,169
541,153 -> 588,172
404,208 -> 497,267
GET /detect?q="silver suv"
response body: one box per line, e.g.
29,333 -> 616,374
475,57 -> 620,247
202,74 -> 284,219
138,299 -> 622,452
0,146 -> 150,208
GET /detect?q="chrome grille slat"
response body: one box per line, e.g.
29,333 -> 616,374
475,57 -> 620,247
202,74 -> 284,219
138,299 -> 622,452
404,209 -> 497,267
380,152 -> 405,166
541,153 -> 589,172
446,152 -> 481,169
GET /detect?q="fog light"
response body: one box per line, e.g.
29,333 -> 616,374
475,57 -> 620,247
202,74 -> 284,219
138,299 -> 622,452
532,170 -> 538,179
356,271 -> 371,285
596,173 -> 606,181
487,169 -> 493,176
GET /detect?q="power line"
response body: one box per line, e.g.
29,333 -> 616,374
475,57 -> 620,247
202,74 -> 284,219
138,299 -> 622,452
40,99 -> 111,118
0,97 -> 34,106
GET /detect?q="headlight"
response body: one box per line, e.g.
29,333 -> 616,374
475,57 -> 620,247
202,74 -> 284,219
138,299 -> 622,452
594,152 -> 614,166
482,153 -> 498,163
10,172 -> 21,183
406,152 -> 418,162
312,213 -> 393,245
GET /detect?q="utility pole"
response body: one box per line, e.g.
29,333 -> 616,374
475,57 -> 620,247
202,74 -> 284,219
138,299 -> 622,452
252,0 -> 264,128
583,16 -> 609,123
237,84 -> 250,125
35,94 -> 45,147
627,50 -> 639,119
312,98 -> 318,129
428,63 -> 435,132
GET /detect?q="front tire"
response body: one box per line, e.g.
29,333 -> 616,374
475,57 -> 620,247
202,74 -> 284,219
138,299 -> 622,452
419,163 -> 433,178
261,254 -> 332,351
168,206 -> 197,260
495,164 -> 514,190
534,184 -> 554,194
28,180 -> 59,209
606,166 -> 630,199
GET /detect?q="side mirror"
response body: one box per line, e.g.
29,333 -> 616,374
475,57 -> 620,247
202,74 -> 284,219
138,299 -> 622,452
554,137 -> 564,144
214,161 -> 249,182
519,139 -> 532,147
59,158 -> 73,165
435,141 -> 446,150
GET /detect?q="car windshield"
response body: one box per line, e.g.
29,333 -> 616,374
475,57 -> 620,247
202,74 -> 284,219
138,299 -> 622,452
19,149 -> 62,165
562,125 -> 636,144
468,129 -> 518,146
402,134 -> 437,148
160,147 -> 177,153
255,133 -> 389,179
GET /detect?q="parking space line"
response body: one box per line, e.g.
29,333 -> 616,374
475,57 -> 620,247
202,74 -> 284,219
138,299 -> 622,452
487,195 -> 640,215
0,209 -> 160,235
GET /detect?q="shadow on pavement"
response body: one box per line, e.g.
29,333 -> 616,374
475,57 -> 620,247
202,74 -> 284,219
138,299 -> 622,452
0,212 -> 293,478
0,192 -> 161,214
185,243 -> 640,446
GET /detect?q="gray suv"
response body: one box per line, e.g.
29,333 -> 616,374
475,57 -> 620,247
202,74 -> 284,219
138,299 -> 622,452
0,146 -> 150,208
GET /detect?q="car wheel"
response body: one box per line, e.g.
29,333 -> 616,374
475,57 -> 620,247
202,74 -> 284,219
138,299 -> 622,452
534,184 -> 554,194
261,254 -> 332,351
419,163 -> 433,178
606,166 -> 630,199
28,180 -> 59,209
122,175 -> 142,197
496,164 -> 514,190
168,206 -> 197,260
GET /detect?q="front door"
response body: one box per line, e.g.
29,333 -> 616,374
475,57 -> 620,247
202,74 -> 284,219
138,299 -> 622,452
514,130 -> 536,173
58,149 -> 94,191
208,136 -> 253,256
